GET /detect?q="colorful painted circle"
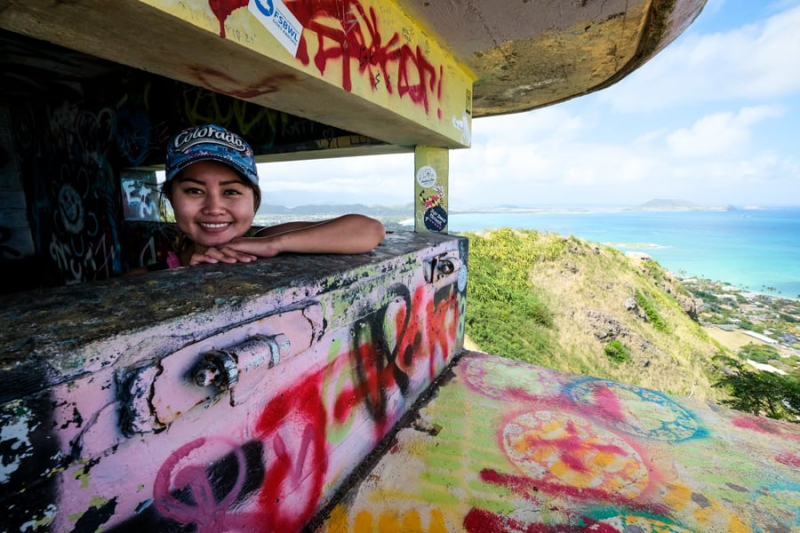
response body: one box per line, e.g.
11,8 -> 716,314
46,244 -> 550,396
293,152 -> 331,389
503,411 -> 649,499
423,205 -> 448,232
464,356 -> 561,399
568,379 -> 699,442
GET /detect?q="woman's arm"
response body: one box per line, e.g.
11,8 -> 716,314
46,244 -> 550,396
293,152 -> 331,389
184,214 -> 385,264
240,214 -> 385,255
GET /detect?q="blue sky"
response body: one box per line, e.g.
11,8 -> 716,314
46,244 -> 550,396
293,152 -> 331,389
261,0 -> 800,208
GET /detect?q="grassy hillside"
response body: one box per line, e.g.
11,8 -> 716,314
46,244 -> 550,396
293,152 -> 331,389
463,229 -> 730,402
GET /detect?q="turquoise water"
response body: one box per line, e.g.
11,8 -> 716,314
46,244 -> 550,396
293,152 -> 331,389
449,208 -> 800,298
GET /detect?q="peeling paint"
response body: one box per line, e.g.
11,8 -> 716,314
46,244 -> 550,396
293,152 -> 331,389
0,402 -> 36,483
19,504 -> 57,532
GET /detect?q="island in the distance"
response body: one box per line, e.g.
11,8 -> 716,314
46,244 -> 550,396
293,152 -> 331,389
632,199 -> 738,211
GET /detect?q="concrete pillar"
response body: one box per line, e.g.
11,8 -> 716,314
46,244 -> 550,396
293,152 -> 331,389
414,146 -> 449,234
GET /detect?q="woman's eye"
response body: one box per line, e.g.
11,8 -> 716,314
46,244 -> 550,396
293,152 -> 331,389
224,189 -> 244,196
183,187 -> 203,195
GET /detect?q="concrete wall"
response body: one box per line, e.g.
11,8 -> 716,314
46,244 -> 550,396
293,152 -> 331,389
0,232 -> 468,532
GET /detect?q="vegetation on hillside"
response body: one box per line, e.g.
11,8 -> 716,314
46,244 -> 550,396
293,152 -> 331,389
464,229 -> 561,364
713,355 -> 800,422
462,229 -> 800,422
463,229 -> 727,401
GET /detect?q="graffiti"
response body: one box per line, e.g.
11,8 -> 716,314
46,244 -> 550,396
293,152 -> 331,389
314,352 -> 800,532
48,162 -> 119,284
336,284 -> 413,425
153,438 -> 267,531
464,507 -> 623,533
121,179 -> 159,221
182,86 -> 280,142
136,278 -> 462,531
464,356 -> 562,400
255,378 -> 328,532
567,379 -> 699,442
326,506 -> 451,532
501,412 -> 649,499
22,101 -> 124,284
285,0 -> 444,115
208,0 -> 249,38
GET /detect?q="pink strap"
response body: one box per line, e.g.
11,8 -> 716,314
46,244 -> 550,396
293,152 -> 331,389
166,251 -> 182,269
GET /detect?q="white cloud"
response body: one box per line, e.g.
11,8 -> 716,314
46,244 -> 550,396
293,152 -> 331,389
705,0 -> 726,14
472,107 -> 584,144
249,6 -> 800,209
601,4 -> 800,110
666,105 -> 784,157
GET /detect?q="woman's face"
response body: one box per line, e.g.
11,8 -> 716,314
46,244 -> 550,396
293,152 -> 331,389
168,160 -> 256,248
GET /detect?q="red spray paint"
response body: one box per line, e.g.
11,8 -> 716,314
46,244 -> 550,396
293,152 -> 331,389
208,0 -> 249,37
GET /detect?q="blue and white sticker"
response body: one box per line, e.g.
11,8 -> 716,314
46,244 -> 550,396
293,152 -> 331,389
249,0 -> 303,57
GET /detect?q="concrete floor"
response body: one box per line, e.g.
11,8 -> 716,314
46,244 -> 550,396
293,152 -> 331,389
314,350 -> 800,532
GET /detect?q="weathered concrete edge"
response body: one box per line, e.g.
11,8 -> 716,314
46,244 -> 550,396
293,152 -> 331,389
301,348 -> 468,532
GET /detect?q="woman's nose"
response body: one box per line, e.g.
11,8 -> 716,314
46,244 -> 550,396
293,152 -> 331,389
201,193 -> 225,214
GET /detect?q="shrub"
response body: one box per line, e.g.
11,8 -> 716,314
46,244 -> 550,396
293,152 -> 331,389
635,290 -> 668,332
737,343 -> 779,364
713,356 -> 800,422
462,230 -> 558,365
604,339 -> 631,364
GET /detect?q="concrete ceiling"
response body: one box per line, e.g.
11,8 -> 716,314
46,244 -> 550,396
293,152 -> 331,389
399,0 -> 707,117
0,0 -> 706,148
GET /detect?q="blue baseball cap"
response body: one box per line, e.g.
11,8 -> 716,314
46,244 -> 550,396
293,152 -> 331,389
165,124 -> 259,186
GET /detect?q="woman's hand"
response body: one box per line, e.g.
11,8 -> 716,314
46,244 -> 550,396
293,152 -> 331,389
224,236 -> 283,258
184,244 -> 259,265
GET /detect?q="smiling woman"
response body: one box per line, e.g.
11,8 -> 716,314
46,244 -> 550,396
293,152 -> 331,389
136,124 -> 386,271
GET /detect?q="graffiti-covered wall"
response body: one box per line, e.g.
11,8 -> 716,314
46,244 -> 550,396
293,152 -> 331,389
0,29 -> 384,292
0,232 -> 468,532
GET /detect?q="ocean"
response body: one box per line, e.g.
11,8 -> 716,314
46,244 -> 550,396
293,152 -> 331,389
448,208 -> 800,299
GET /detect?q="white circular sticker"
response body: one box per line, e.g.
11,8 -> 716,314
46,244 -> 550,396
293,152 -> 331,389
416,166 -> 437,188
458,266 -> 467,292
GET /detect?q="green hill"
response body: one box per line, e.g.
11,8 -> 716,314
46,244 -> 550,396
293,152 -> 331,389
463,229 -> 729,401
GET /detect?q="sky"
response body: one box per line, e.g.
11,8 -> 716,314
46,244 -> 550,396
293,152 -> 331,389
260,0 -> 800,208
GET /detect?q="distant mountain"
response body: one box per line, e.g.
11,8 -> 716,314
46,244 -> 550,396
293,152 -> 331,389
637,199 -> 698,210
634,199 -> 733,211
258,203 -> 413,216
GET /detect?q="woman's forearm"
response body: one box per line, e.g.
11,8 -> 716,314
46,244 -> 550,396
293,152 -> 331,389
242,215 -> 385,255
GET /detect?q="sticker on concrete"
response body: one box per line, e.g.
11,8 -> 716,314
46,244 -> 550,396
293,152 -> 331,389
416,166 -> 437,188
458,265 -> 467,292
249,0 -> 303,56
423,205 -> 447,233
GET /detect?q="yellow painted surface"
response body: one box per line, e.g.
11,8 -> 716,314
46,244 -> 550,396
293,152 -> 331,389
414,146 -> 449,234
144,0 -> 473,146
